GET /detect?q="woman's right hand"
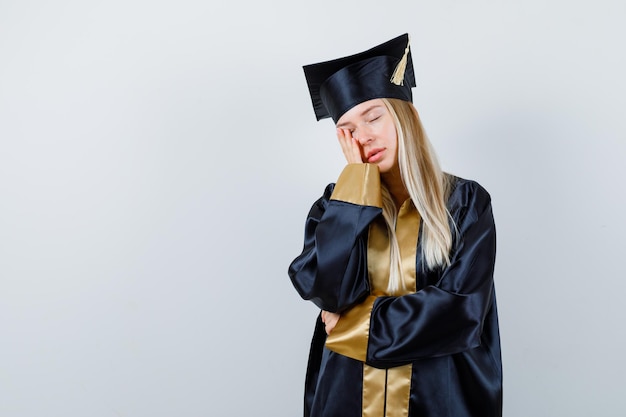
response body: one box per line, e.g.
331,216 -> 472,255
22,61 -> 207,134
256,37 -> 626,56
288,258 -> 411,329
337,128 -> 364,164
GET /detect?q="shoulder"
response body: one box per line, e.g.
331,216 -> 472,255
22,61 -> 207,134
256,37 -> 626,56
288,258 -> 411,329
446,175 -> 493,222
448,175 -> 491,203
323,182 -> 336,198
308,183 -> 336,213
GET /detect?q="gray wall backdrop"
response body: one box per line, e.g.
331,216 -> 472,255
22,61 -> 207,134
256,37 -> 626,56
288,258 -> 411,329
1,0 -> 625,416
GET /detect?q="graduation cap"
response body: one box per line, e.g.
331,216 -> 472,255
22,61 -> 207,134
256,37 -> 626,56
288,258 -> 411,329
303,33 -> 415,123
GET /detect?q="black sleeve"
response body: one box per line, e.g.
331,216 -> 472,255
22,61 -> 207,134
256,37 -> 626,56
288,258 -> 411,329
288,184 -> 381,313
366,182 -> 497,367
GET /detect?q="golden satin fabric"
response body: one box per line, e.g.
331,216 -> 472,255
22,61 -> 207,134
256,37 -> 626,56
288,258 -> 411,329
363,200 -> 420,417
325,163 -> 382,359
330,164 -> 383,208
363,364 -> 414,417
325,296 -> 376,362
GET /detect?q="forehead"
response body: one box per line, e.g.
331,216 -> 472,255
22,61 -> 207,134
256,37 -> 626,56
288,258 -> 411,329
337,99 -> 386,126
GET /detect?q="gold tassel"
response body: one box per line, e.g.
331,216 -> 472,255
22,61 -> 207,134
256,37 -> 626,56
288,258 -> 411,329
390,38 -> 410,86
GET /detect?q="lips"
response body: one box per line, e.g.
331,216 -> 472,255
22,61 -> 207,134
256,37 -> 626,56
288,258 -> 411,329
366,148 -> 385,163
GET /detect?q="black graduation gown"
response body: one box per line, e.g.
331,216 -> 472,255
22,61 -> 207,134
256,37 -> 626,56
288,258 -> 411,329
288,164 -> 502,417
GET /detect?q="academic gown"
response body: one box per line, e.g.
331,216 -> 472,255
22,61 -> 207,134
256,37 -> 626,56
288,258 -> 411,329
288,164 -> 502,417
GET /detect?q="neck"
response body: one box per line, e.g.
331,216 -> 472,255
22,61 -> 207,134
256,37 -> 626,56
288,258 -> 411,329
382,165 -> 409,209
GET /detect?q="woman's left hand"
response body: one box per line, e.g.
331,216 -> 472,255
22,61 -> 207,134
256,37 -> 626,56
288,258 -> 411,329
321,310 -> 341,335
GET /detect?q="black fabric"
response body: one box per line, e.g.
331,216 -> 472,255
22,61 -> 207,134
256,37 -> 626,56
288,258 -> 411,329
288,177 -> 502,417
303,33 -> 415,123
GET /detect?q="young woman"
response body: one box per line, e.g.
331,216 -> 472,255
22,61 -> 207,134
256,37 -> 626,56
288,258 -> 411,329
289,33 -> 502,417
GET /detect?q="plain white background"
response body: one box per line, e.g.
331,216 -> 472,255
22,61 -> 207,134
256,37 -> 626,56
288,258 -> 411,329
1,0 -> 625,416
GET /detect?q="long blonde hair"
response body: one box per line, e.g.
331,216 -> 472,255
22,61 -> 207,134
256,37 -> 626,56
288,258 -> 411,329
380,98 -> 454,294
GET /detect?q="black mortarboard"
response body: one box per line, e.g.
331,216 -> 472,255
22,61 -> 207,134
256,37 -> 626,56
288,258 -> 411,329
303,33 -> 415,123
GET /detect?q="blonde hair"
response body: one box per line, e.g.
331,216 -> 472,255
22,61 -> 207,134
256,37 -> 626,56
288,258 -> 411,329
380,98 -> 454,294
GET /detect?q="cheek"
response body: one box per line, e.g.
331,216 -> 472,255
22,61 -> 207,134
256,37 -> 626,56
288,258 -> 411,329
384,124 -> 398,149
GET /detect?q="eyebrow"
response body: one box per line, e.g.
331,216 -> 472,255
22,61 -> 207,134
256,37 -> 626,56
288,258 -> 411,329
336,104 -> 383,128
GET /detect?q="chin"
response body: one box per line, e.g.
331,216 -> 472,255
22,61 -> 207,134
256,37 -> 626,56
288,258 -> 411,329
378,165 -> 392,174
378,160 -> 400,176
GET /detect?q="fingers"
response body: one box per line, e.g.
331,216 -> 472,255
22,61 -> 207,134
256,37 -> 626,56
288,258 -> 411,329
321,310 -> 340,335
336,128 -> 364,164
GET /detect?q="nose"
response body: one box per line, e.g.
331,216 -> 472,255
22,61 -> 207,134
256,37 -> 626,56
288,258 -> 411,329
354,126 -> 374,145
